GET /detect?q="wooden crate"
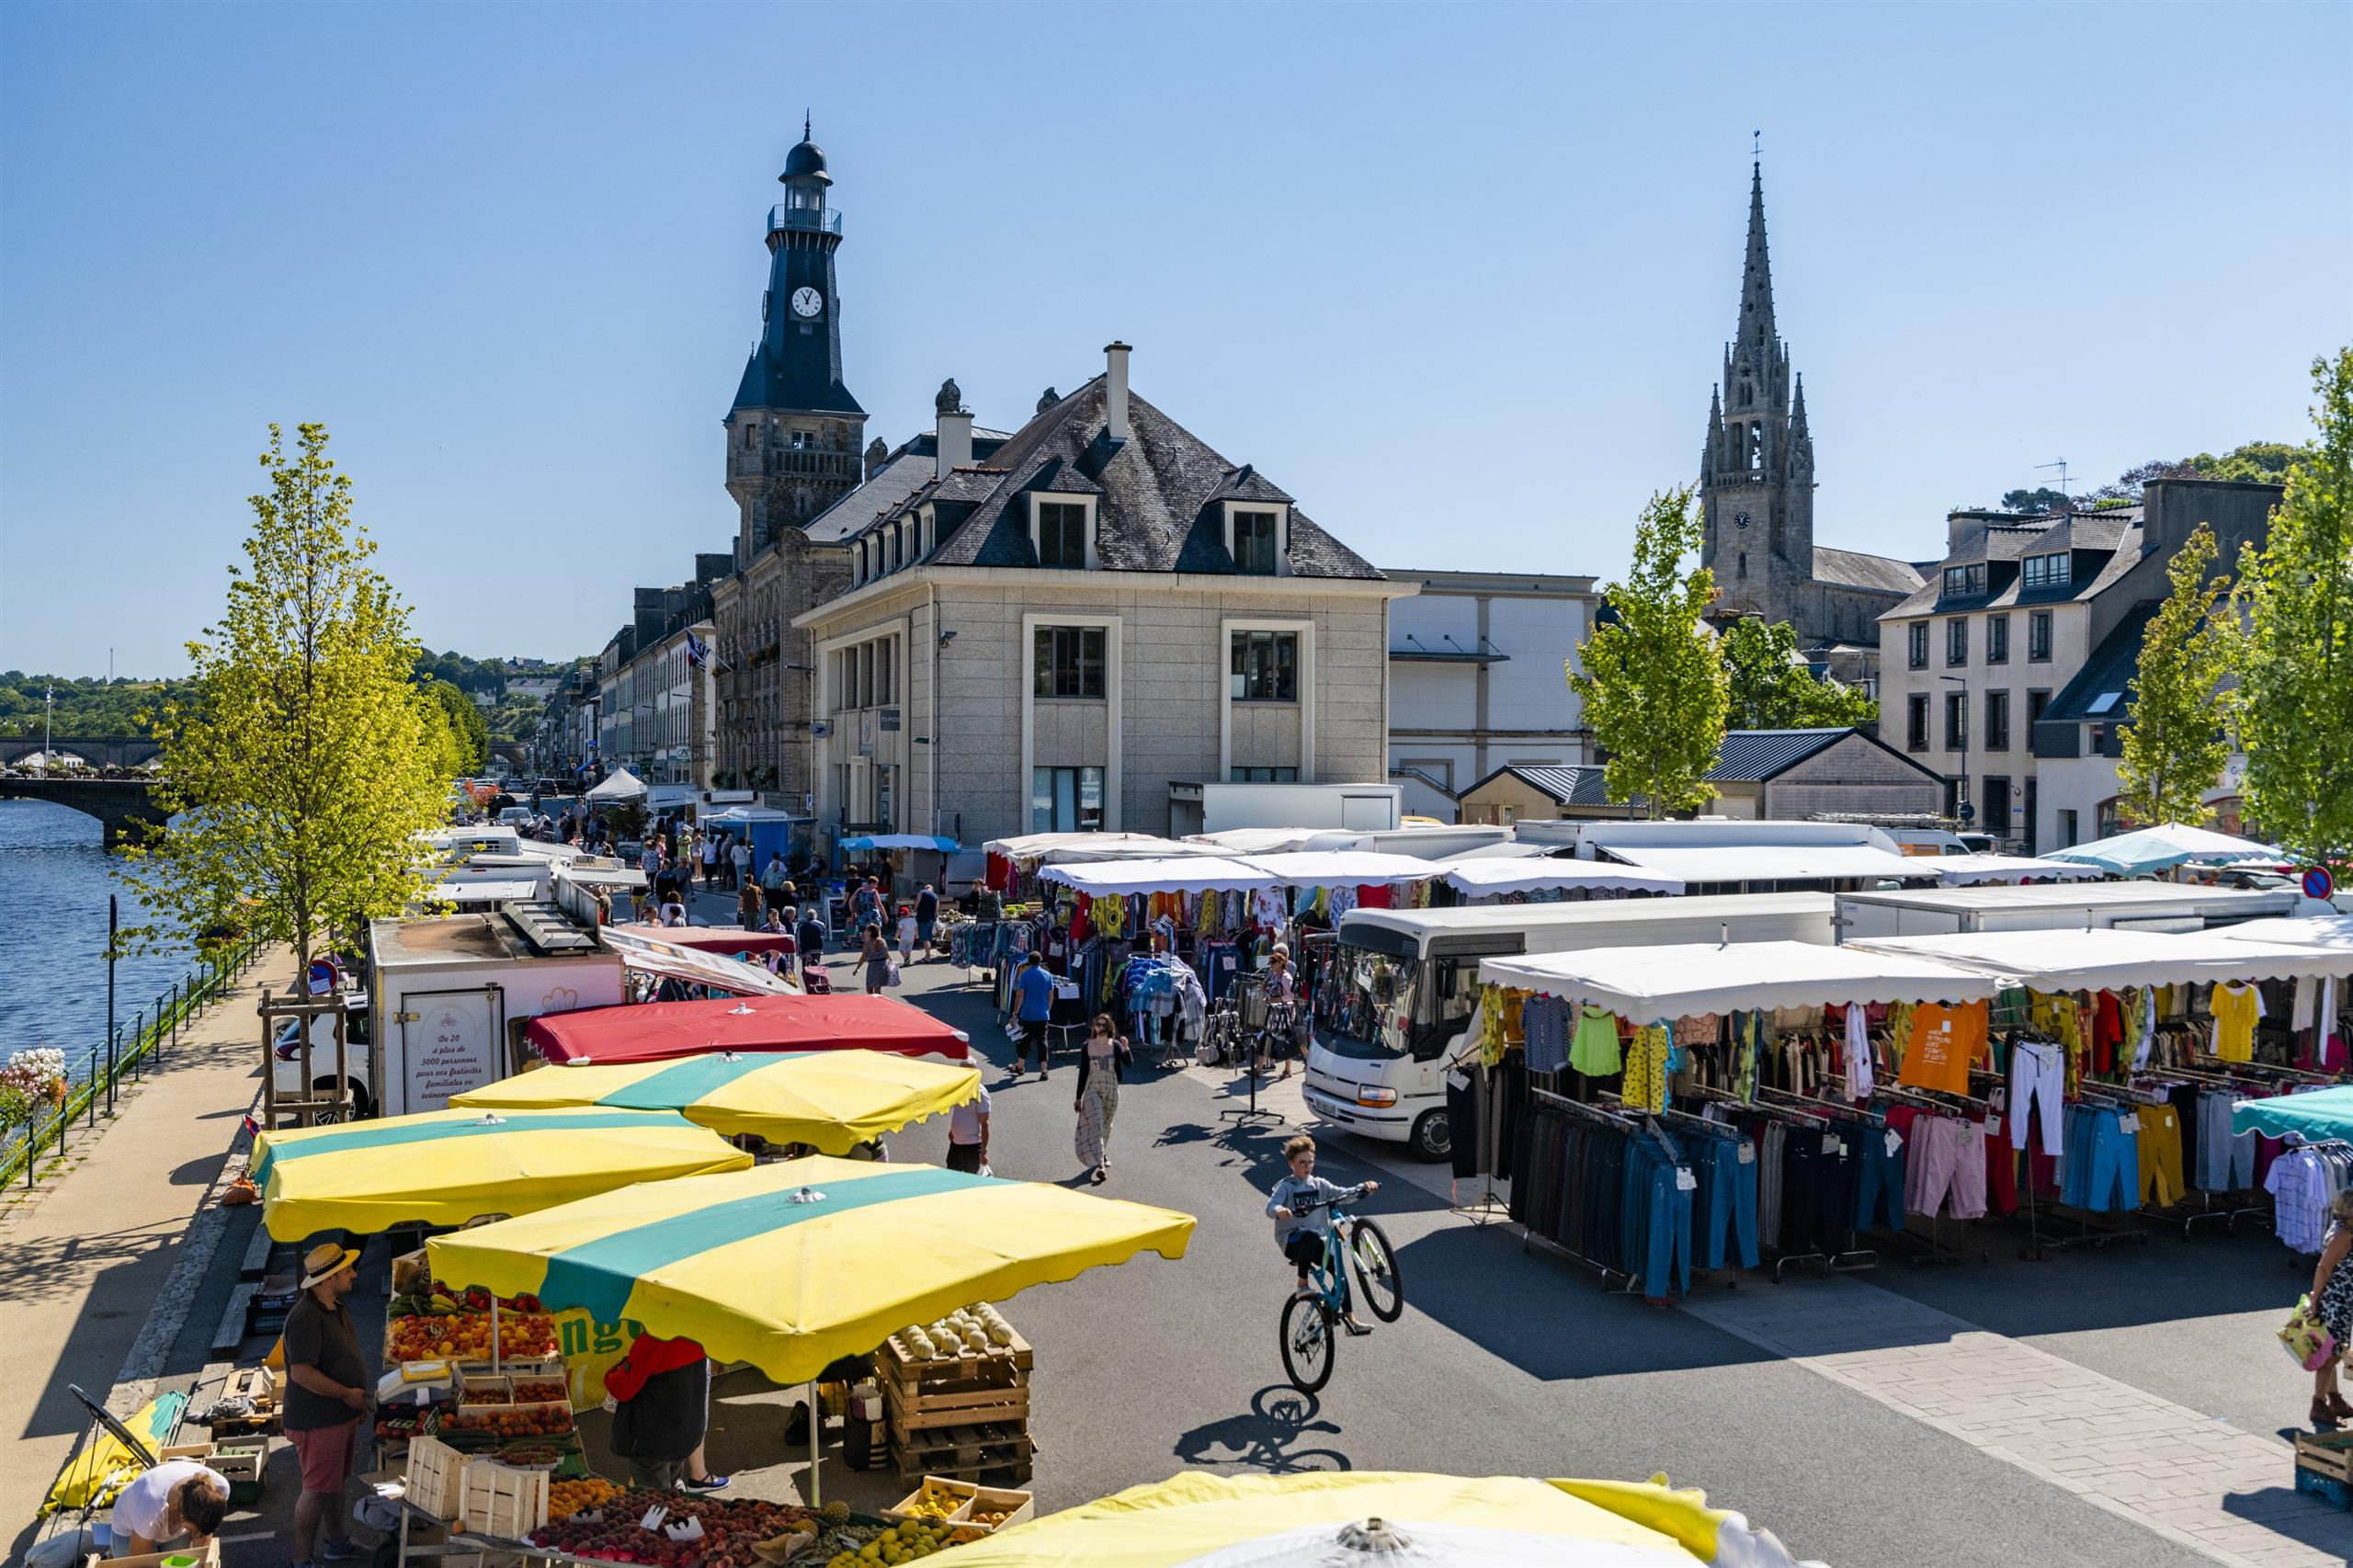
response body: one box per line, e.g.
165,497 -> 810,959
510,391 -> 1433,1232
85,1545 -> 221,1568
2295,1430 -> 2353,1483
885,1476 -> 977,1524
458,1460 -> 550,1538
888,1420 -> 1035,1486
961,1485 -> 1035,1532
210,1440 -> 267,1505
404,1436 -> 469,1521
876,1324 -> 1032,1381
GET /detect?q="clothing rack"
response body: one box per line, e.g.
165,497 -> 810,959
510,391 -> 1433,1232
1518,1086 -> 1642,1294
1691,1085 -> 1878,1281
1865,1085 -> 1989,1267
1446,1049 -> 1513,1226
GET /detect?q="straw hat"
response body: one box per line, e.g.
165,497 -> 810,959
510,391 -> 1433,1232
300,1241 -> 360,1290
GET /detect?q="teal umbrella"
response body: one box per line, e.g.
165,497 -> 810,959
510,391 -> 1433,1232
2234,1086 -> 2353,1142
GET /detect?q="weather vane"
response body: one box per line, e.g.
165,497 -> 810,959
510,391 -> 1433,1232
1753,129 -> 1761,158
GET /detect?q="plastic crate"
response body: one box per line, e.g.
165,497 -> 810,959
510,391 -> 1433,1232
2293,1465 -> 2352,1511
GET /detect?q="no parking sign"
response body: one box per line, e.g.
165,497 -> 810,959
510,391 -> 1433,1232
2304,866 -> 2335,901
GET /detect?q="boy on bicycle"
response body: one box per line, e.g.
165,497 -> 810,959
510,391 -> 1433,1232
1266,1133 -> 1379,1335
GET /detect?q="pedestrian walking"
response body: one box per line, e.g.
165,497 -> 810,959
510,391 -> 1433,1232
896,903 -> 917,964
852,877 -> 884,934
2308,1189 -> 2353,1428
915,882 -> 939,960
737,878 -> 764,932
283,1242 -> 369,1567
1073,1014 -> 1128,1185
1256,945 -> 1299,1081
945,1082 -> 991,1174
701,831 -> 721,888
861,925 -> 891,994
1013,952 -> 1055,1080
729,835 -> 751,891
761,853 -> 789,914
795,905 -> 826,980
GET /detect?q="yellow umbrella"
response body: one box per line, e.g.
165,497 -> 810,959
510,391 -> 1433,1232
253,1107 -> 753,1239
424,1155 -> 1194,1384
924,1470 -> 1822,1567
449,1049 -> 979,1154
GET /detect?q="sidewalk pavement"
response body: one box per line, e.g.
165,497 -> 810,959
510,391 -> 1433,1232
1,945 -> 291,1549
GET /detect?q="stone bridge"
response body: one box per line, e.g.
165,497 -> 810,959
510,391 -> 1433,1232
0,776 -> 168,846
0,734 -> 162,769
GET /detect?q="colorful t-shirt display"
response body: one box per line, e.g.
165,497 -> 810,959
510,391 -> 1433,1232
2211,983 -> 2265,1062
1570,1004 -> 1624,1076
1895,1001 -> 1990,1096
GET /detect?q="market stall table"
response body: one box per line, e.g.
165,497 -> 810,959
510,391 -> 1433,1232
523,996 -> 972,1065
451,1049 -> 981,1153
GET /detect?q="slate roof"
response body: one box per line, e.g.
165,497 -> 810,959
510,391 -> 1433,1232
1813,546 -> 1925,597
1465,763 -> 1615,808
847,376 -> 1381,579
2042,601 -> 2160,724
801,429 -> 1010,544
732,347 -> 863,418
1881,506 -> 2143,620
1708,727 -> 1860,780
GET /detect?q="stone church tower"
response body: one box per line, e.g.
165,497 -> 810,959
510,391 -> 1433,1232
1698,161 -> 1919,655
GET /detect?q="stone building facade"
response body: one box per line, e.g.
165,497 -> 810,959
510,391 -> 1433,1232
1698,164 -> 1923,687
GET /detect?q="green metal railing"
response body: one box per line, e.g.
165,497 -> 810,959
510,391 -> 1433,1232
3,936 -> 264,1188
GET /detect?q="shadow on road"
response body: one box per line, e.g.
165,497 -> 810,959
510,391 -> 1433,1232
1174,1384 -> 1351,1473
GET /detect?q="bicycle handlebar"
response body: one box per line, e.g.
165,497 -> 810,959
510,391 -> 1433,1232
1290,1182 -> 1373,1215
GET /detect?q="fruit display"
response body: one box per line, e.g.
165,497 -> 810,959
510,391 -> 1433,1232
388,1309 -> 558,1362
548,1478 -> 619,1520
445,1404 -> 573,1437
967,1503 -> 1015,1529
893,1480 -> 970,1521
822,1518 -> 958,1567
510,1380 -> 568,1403
389,1278 -> 547,1317
524,1491 -> 834,1567
490,1441 -> 563,1468
886,1302 -> 1014,1362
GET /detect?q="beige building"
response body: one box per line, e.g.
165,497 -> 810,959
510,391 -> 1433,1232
794,347 -> 1411,845
1876,478 -> 2281,852
1459,728 -> 1943,824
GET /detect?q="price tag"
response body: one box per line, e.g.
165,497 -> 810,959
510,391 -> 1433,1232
1884,1130 -> 1903,1157
1736,1141 -> 1755,1165
2120,1114 -> 2140,1133
1222,956 -> 1236,971
641,1505 -> 670,1531
1984,1115 -> 2001,1138
1675,1166 -> 1698,1191
1822,1134 -> 1842,1154
1446,1071 -> 1470,1092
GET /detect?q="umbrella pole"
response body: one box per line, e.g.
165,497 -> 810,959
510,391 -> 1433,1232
806,1381 -> 820,1507
492,1298 -> 502,1374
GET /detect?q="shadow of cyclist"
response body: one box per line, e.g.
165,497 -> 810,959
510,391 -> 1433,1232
1173,1384 -> 1353,1474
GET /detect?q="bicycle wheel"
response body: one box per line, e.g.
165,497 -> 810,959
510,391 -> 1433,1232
1279,1293 -> 1335,1392
1347,1219 -> 1405,1323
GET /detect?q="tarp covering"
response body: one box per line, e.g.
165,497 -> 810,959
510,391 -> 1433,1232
1600,844 -> 1939,883
525,995 -> 971,1066
2044,822 -> 2281,876
1853,927 -> 2353,992
1040,856 -> 1279,895
584,767 -> 647,801
1239,850 -> 1445,888
602,925 -> 801,996
1928,854 -> 2103,887
427,879 -> 544,904
1444,858 -> 1687,896
2212,915 -> 2353,951
1185,828 -> 1366,856
1479,940 -> 1997,1018
2234,1085 -> 2353,1143
984,832 -> 1221,865
839,834 -> 958,852
608,923 -> 801,959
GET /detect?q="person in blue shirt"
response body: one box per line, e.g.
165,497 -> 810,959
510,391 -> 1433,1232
1013,952 -> 1057,1081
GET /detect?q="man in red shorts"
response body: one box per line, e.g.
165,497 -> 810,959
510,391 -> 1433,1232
282,1241 -> 369,1566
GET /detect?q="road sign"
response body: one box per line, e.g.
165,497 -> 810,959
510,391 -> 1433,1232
2304,867 -> 2336,901
1957,802 -> 1976,824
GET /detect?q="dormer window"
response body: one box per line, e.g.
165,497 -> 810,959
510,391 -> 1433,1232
2021,551 -> 2071,590
1037,501 -> 1089,569
1233,511 -> 1279,575
1942,563 -> 1987,598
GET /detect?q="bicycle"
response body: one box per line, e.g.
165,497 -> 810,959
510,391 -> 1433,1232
1277,1184 -> 1405,1392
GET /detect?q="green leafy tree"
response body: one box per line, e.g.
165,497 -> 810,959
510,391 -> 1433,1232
2116,523 -> 2234,827
428,678 -> 490,774
2001,486 -> 2071,515
2228,349 -> 2353,868
1719,617 -> 1879,731
1569,487 -> 1728,817
121,424 -> 459,972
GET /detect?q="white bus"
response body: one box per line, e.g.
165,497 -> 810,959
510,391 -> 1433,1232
1302,893 -> 1836,1160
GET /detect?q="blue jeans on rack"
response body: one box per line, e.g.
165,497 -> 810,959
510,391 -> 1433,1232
1697,1134 -> 1760,1269
1855,1123 -> 1906,1231
1621,1139 -> 1693,1300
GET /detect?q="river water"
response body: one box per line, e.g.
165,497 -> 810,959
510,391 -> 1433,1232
0,799 -> 199,1142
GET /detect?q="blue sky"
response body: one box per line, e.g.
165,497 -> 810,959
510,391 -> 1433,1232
4,2 -> 2347,677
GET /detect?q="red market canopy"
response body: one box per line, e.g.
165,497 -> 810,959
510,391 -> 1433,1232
524,996 -> 971,1068
608,923 -> 801,959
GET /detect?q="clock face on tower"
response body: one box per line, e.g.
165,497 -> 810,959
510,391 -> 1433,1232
790,287 -> 824,319
1734,511 -> 1751,530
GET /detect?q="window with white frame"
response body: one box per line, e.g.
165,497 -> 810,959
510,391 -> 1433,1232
1037,502 -> 1087,569
1033,626 -> 1106,699
1231,630 -> 1299,702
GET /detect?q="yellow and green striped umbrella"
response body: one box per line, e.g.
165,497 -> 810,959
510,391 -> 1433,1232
425,1155 -> 1194,1384
927,1471 -> 1822,1567
254,1107 -> 753,1240
449,1050 -> 979,1154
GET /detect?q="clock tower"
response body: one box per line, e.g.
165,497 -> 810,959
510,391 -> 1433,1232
725,118 -> 867,560
1699,158 -> 1815,624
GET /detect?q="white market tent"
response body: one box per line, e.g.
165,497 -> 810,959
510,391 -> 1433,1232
1930,854 -> 2103,887
1852,927 -> 2353,993
985,832 -> 1221,866
601,925 -> 801,996
1186,827 -> 1365,856
1443,858 -> 1686,897
2044,822 -> 2281,876
1038,856 -> 1279,895
1240,850 -> 1445,889
1598,843 -> 1938,884
1477,940 -> 2000,1018
584,767 -> 648,801
2211,915 -> 2353,952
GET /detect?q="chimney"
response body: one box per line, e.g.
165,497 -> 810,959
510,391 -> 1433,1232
933,377 -> 972,480
1104,341 -> 1131,440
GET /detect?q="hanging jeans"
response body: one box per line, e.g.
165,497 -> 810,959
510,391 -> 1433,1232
1694,1134 -> 1761,1270
2063,1106 -> 2139,1213
1855,1123 -> 1907,1231
1908,1115 -> 1989,1221
1621,1139 -> 1693,1300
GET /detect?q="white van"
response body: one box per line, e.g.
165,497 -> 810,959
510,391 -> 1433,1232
1302,892 -> 1835,1160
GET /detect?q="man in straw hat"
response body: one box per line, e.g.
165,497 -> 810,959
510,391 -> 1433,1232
283,1241 -> 369,1566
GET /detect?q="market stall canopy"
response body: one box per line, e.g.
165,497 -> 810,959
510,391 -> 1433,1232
1929,854 -> 2104,887
524,995 -> 971,1066
1852,927 -> 2353,993
2233,1085 -> 2353,1142
1478,940 -> 1997,1017
1443,858 -> 1686,897
2043,822 -> 2281,876
552,864 -> 648,890
1040,856 -> 1280,895
1185,828 -> 1365,856
450,1049 -> 980,1154
2211,915 -> 2353,951
1597,844 -> 1938,884
425,1155 -> 1195,1386
602,925 -> 801,997
932,1470 -> 1823,1568
252,1107 -> 751,1240
584,767 -> 648,801
839,834 -> 959,852
426,878 -> 544,904
608,923 -> 801,959
984,832 -> 1221,866
707,805 -> 804,824
1240,850 -> 1446,889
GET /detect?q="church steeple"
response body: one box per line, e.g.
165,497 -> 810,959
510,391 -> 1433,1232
1735,159 -> 1776,361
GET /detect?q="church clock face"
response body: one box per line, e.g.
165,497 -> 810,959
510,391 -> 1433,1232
1734,510 -> 1751,530
790,286 -> 824,319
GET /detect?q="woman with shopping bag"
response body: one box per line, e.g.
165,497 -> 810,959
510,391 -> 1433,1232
2301,1188 -> 2353,1428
